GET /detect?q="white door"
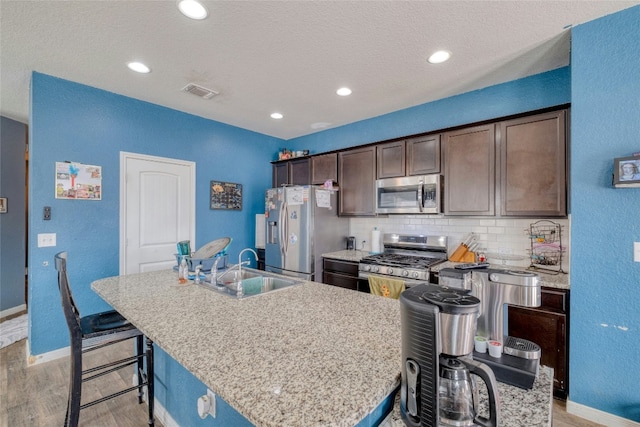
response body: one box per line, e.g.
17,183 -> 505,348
120,152 -> 195,274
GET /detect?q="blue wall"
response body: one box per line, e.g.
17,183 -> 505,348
288,67 -> 570,151
570,6 -> 640,422
29,73 -> 281,355
0,117 -> 27,312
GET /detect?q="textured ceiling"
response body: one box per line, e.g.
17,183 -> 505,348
1,1 -> 638,139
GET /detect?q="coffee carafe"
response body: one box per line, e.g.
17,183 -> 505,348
400,284 -> 500,427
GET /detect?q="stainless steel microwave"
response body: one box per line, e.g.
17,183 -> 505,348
375,175 -> 442,214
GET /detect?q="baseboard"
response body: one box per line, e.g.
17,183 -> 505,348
567,399 -> 640,427
26,341 -> 70,366
0,304 -> 26,320
153,398 -> 179,427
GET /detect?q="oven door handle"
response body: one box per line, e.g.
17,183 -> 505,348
417,180 -> 424,213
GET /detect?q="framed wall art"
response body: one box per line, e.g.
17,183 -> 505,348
210,181 -> 243,210
612,156 -> 640,188
55,161 -> 102,199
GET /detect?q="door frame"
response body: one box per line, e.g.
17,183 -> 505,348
119,151 -> 196,274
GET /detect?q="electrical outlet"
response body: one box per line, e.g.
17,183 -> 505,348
37,233 -> 56,247
43,206 -> 51,220
634,242 -> 640,263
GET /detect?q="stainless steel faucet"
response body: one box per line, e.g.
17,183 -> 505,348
237,248 -> 258,278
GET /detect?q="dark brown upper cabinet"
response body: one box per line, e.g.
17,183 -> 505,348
339,146 -> 376,216
377,134 -> 441,179
311,153 -> 338,185
407,134 -> 441,176
272,157 -> 310,187
444,124 -> 496,216
500,110 -> 567,217
377,140 -> 406,179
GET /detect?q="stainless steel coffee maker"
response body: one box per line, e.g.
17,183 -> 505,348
400,284 -> 500,427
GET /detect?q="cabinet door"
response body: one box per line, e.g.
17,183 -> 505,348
339,146 -> 376,216
289,158 -> 310,185
311,153 -> 337,184
444,124 -> 495,215
407,134 -> 441,175
377,140 -> 406,178
272,163 -> 288,188
500,110 -> 567,216
508,306 -> 567,398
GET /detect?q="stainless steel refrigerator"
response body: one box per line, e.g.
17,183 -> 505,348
265,186 -> 349,281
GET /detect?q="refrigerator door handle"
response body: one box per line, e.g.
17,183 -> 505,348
279,201 -> 288,260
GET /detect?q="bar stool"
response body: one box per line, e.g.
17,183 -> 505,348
54,251 -> 154,427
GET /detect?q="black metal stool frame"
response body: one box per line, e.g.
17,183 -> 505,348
54,251 -> 154,427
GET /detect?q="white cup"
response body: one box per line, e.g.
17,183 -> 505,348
488,340 -> 503,358
474,336 -> 488,353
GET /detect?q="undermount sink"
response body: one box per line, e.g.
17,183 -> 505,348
212,267 -> 303,299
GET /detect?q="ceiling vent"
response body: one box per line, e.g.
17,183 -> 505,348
181,83 -> 218,99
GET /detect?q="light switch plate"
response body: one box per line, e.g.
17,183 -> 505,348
634,242 -> 640,262
37,233 -> 56,247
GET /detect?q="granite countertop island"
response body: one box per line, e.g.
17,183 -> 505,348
92,268 -> 553,426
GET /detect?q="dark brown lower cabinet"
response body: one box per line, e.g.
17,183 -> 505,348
322,258 -> 359,291
508,287 -> 569,399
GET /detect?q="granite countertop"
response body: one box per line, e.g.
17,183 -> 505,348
322,251 -> 569,290
92,269 -> 402,427
93,269 -> 553,427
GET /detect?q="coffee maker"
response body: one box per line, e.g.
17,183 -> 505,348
400,284 -> 499,427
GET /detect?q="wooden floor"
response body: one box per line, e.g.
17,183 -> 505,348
0,333 -> 162,427
1,316 -> 604,427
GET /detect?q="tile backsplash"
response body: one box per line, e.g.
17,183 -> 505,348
349,216 -> 570,272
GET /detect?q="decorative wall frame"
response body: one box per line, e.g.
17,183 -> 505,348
0,198 -> 6,214
613,156 -> 640,188
55,161 -> 102,199
210,181 -> 243,210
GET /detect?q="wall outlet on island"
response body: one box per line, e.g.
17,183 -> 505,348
634,242 -> 640,262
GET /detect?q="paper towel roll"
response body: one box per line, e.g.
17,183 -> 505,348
371,228 -> 381,253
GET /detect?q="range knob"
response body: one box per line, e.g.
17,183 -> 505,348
364,265 -> 371,272
402,270 -> 409,277
412,272 -> 419,278
373,266 -> 380,273
388,268 -> 394,275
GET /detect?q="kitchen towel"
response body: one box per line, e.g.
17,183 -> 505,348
368,275 -> 405,299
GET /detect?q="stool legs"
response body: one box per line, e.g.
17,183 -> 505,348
65,337 -> 83,427
136,335 -> 144,404
146,337 -> 155,427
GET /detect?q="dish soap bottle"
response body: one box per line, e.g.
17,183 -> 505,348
178,258 -> 188,284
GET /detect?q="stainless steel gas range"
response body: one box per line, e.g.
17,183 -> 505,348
358,233 -> 448,291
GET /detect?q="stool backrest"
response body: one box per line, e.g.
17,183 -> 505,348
54,251 -> 82,338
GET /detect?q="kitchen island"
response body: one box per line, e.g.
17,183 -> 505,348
92,269 -> 553,426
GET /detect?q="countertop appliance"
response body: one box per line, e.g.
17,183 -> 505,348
375,175 -> 443,214
358,233 -> 448,290
440,267 -> 543,389
400,284 -> 500,427
265,186 -> 348,281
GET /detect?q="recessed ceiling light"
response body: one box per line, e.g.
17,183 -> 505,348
177,0 -> 208,20
127,62 -> 151,73
336,87 -> 352,96
427,50 -> 451,64
271,113 -> 283,119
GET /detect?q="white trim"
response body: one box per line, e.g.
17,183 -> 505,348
119,151 -> 196,275
0,304 -> 26,319
567,399 -> 640,427
26,341 -> 69,366
153,398 -> 180,427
